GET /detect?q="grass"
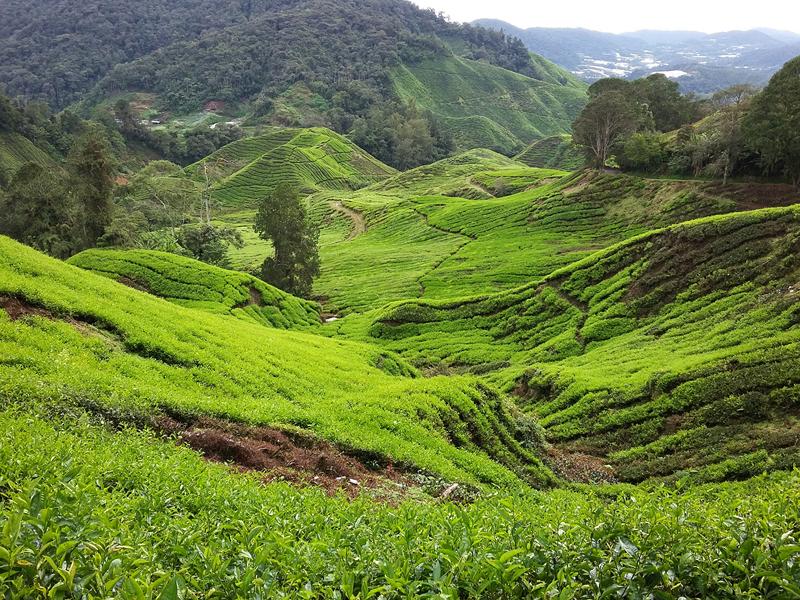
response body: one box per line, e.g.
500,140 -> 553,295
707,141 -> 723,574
0,235 -> 550,489
391,55 -> 587,155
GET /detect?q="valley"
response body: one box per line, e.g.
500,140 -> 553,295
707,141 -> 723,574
1,0 -> 800,597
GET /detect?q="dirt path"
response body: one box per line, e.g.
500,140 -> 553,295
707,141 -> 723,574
329,201 -> 366,240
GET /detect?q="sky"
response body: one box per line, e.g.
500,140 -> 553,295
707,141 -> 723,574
412,0 -> 800,35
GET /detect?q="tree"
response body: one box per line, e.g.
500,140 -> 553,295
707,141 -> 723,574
631,74 -> 700,132
621,132 -> 666,172
0,95 -> 22,132
573,90 -> 643,168
68,133 -> 115,246
744,57 -> 800,189
177,223 -> 243,267
253,184 -> 320,297
0,163 -> 78,258
711,84 -> 756,185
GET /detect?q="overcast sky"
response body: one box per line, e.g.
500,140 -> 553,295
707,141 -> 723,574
412,0 -> 800,34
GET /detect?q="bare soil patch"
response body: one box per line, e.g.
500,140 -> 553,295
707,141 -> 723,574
545,446 -> 617,484
329,201 -> 366,240
156,415 -> 417,499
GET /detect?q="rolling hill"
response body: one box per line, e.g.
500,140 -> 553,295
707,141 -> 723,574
3,164 -> 800,595
186,127 -> 396,208
309,163 -> 798,313
1,235 -> 550,489
369,205 -> 800,482
67,248 -> 322,329
515,134 -> 585,170
391,55 -> 586,154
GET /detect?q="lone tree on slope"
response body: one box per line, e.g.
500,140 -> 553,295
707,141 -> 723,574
253,183 -> 320,297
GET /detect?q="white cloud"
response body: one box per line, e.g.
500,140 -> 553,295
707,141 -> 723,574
413,0 -> 800,35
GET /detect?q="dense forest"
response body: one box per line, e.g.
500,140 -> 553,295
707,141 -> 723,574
1,0 -> 540,112
572,60 -> 800,187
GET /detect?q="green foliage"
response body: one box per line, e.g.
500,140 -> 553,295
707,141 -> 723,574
176,223 -> 243,267
351,101 -> 454,170
573,89 -> 644,168
744,56 -> 800,188
620,132 -> 667,172
0,235 -> 545,488
0,164 -> 77,259
0,407 -> 799,597
254,184 -> 320,298
68,248 -> 321,329
68,134 -> 115,246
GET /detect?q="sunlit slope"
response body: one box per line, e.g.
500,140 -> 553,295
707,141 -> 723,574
371,206 -> 800,482
313,165 -> 799,312
391,55 -> 586,154
68,248 -> 321,329
311,150 -> 549,313
3,406 -> 799,598
186,127 -> 395,208
0,236 -> 551,488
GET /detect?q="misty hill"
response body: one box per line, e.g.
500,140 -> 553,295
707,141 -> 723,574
475,19 -> 800,92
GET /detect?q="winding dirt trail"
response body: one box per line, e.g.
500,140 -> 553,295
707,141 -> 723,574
329,201 -> 366,240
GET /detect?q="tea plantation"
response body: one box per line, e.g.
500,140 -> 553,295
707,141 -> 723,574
3,129 -> 800,597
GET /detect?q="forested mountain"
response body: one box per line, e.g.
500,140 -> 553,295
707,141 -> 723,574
0,0 -> 585,158
476,19 -> 800,93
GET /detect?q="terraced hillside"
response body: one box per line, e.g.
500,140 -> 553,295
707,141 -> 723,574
187,127 -> 395,208
516,134 -> 585,171
312,164 -> 799,312
391,56 -> 587,155
310,150 -> 562,312
0,132 -> 61,184
370,206 -> 800,483
0,235 -> 551,489
68,249 -> 321,329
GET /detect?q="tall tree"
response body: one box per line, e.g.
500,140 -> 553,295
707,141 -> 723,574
712,84 -> 756,185
0,163 -> 77,258
68,133 -> 115,246
572,90 -> 642,168
253,184 -> 320,297
744,57 -> 800,190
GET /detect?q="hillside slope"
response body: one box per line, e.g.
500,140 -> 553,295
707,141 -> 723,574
0,132 -> 61,184
187,127 -> 395,208
370,206 -> 800,482
391,55 -> 586,154
67,249 -> 321,329
0,235 -> 550,488
515,134 -> 585,171
312,167 -> 799,312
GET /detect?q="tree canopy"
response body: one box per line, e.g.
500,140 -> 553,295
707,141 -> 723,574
253,184 -> 320,298
744,56 -> 800,189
